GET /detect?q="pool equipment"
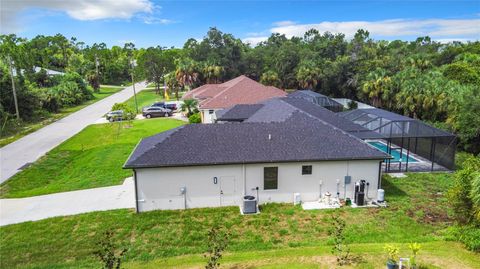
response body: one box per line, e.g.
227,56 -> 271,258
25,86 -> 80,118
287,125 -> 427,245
324,192 -> 332,205
377,189 -> 385,203
354,180 -> 366,206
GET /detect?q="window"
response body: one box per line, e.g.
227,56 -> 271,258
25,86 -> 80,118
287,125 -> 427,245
264,167 -> 278,190
209,110 -> 214,114
302,165 -> 312,175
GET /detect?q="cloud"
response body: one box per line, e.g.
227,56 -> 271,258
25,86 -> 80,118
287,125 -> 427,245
269,18 -> 480,41
1,0 -> 174,33
272,20 -> 296,27
139,16 -> 175,25
243,36 -> 269,46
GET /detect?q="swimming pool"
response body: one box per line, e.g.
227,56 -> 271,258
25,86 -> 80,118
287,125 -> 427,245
368,141 -> 419,163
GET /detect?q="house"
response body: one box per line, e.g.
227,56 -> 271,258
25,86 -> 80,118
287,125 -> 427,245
124,99 -> 390,212
181,75 -> 286,123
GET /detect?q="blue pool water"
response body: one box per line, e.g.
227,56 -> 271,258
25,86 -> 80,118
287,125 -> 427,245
368,141 -> 419,163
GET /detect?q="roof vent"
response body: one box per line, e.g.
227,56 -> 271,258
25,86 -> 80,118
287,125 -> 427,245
268,134 -> 272,140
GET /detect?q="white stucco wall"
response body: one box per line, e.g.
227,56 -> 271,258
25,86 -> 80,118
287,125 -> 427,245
200,109 -> 218,123
134,160 -> 381,212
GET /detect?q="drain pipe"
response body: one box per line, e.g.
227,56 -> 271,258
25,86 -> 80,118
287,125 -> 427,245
180,187 -> 187,209
319,180 -> 323,199
242,164 -> 246,196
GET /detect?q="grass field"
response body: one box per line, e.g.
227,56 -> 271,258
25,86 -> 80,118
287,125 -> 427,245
0,118 -> 185,198
1,173 -> 478,268
0,86 -> 124,147
123,88 -> 186,113
124,88 -> 166,111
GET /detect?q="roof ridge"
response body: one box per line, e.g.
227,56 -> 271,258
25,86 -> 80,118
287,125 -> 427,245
280,98 -> 370,144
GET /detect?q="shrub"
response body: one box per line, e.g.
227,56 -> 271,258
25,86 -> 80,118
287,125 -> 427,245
189,112 -> 201,124
204,226 -> 230,269
445,225 -> 480,252
93,230 -> 128,269
329,214 -> 359,266
408,243 -> 421,267
384,244 -> 399,265
448,156 -> 480,225
111,103 -> 136,120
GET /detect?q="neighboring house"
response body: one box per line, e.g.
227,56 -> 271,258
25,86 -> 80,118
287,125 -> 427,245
124,101 -> 389,212
33,67 -> 65,76
18,66 -> 66,77
332,98 -> 375,109
181,75 -> 286,123
288,90 -> 344,112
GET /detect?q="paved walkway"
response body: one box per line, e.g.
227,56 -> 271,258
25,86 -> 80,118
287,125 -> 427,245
0,82 -> 147,183
0,178 -> 135,226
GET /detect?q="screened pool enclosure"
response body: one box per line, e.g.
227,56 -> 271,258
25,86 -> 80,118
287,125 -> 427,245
338,108 -> 456,172
289,90 -> 344,112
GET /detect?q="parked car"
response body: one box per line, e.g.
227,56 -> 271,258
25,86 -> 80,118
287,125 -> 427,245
150,102 -> 165,108
106,110 -> 124,122
142,107 -> 172,118
164,103 -> 177,111
147,101 -> 177,112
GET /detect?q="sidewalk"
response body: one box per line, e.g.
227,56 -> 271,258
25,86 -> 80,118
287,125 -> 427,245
0,178 -> 135,226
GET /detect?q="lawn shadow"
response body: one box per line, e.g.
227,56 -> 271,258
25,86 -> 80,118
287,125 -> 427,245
381,176 -> 408,197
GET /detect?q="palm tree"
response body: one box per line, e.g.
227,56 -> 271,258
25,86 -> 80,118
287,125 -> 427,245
296,65 -> 321,89
181,99 -> 198,117
362,68 -> 393,108
165,71 -> 180,100
175,58 -> 199,91
260,70 -> 281,88
203,64 -> 224,84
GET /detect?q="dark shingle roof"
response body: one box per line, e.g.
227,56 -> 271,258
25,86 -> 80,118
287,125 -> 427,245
124,112 -> 389,168
236,97 -> 373,138
216,104 -> 264,122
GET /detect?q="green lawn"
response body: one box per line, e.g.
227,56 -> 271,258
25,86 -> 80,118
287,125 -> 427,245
124,88 -> 165,110
123,88 -> 185,113
1,173 -> 478,268
0,86 -> 124,147
0,118 -> 185,198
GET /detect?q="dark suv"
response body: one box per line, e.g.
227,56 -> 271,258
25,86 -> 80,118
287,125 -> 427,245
142,107 -> 172,118
164,103 -> 177,111
149,102 -> 177,111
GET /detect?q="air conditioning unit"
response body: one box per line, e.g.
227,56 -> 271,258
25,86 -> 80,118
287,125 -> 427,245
243,195 -> 257,214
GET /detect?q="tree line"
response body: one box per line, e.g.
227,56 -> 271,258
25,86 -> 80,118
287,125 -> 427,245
1,28 -> 479,154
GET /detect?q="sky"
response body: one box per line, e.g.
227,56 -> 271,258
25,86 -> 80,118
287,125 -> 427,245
1,0 -> 479,48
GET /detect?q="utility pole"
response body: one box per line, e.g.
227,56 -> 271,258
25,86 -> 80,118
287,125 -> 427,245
130,58 -> 139,114
163,67 -> 167,100
7,55 -> 20,120
95,54 -> 99,76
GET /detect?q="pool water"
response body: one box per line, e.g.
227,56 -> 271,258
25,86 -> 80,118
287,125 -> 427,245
368,141 -> 419,163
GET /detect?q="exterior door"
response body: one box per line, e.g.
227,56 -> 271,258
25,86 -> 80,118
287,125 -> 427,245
220,176 -> 236,206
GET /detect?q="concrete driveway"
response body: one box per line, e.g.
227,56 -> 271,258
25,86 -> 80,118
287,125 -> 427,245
0,178 -> 135,226
0,82 -> 147,183
94,112 -> 188,124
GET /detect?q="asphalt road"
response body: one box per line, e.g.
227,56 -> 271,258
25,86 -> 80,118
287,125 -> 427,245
0,82 -> 147,183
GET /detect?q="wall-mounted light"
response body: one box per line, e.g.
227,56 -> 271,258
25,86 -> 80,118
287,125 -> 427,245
213,177 -> 218,184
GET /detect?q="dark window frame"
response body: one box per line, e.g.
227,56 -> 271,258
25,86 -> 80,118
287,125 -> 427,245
209,110 -> 214,114
302,165 -> 312,175
264,167 -> 278,190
